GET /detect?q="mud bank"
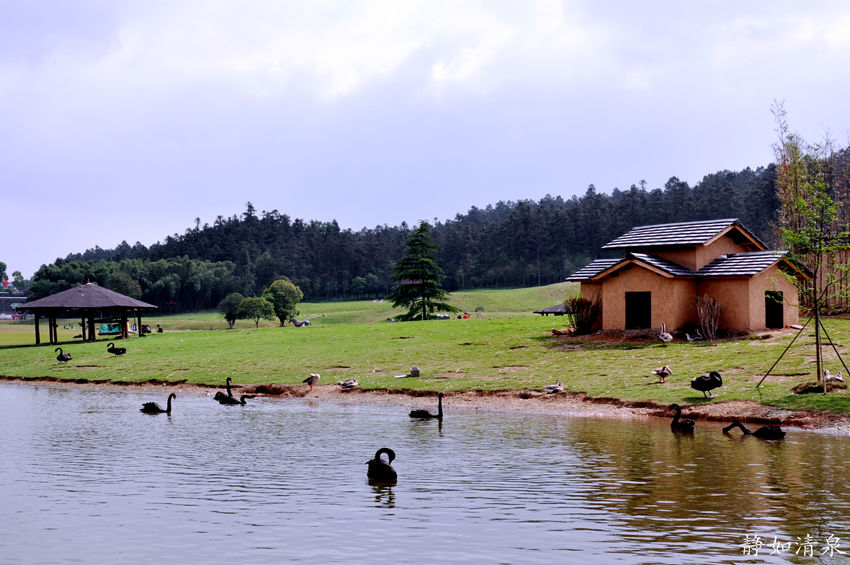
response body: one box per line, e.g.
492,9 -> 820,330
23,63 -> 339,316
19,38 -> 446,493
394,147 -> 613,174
4,375 -> 849,434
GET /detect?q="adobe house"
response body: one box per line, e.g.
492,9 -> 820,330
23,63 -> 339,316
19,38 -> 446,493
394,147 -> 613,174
566,218 -> 809,332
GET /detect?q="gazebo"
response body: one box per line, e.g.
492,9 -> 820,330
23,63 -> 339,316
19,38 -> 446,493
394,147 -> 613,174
16,283 -> 157,345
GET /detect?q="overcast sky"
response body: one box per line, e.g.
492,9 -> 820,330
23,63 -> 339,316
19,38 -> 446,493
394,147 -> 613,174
3,1 -> 850,278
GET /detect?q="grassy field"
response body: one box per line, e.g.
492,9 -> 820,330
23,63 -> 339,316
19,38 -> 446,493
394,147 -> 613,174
2,282 -> 849,414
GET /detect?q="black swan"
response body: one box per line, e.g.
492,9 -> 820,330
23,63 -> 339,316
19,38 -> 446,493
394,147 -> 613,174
690,371 -> 722,398
543,380 -> 564,393
303,373 -> 320,391
107,342 -> 127,356
723,419 -> 785,439
141,393 -> 176,414
669,403 -> 695,433
651,365 -> 672,383
409,392 -> 444,419
217,394 -> 255,406
55,347 -> 72,363
213,377 -> 234,402
366,448 -> 398,482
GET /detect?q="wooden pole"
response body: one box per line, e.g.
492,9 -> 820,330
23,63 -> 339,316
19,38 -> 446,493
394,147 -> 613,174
87,310 -> 96,342
34,311 -> 41,345
815,295 -> 824,394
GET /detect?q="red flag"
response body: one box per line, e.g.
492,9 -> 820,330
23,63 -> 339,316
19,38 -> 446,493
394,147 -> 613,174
2,277 -> 8,288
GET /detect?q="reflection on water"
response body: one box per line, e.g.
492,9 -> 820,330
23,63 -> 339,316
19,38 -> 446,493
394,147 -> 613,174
2,382 -> 850,564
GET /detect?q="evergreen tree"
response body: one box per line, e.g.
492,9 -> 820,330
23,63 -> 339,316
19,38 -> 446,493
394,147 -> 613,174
388,222 -> 458,320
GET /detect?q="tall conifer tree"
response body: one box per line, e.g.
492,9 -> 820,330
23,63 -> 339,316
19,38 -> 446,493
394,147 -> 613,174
388,222 -> 458,320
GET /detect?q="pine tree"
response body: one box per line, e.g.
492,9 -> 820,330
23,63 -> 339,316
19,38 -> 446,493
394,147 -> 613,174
388,222 -> 459,320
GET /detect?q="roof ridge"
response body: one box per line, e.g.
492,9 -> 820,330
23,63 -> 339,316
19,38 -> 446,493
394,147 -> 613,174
619,218 -> 738,230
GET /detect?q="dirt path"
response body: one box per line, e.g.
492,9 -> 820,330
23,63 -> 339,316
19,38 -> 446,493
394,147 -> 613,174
5,375 -> 850,434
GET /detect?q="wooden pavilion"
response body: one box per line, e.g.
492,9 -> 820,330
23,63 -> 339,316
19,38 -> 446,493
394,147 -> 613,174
15,283 -> 157,345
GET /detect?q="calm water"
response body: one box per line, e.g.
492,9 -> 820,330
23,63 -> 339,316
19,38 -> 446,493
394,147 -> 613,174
2,382 -> 850,564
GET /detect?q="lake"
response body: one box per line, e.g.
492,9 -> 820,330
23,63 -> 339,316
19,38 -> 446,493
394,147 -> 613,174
2,382 -> 849,564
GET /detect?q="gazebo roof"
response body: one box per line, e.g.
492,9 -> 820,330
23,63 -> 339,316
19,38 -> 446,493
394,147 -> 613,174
17,283 -> 157,311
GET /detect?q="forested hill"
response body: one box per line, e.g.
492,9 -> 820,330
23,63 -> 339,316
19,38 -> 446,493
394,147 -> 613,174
33,166 -> 779,309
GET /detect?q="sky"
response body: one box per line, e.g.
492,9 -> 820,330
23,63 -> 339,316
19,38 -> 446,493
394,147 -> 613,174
3,1 -> 850,279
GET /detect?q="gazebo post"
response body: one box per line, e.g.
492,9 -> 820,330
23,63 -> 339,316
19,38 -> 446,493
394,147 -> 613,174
121,310 -> 128,339
136,311 -> 143,336
48,312 -> 56,344
87,309 -> 96,342
34,311 -> 41,345
80,313 -> 87,341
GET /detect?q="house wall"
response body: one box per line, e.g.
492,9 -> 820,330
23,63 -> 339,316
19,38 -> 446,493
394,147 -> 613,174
597,266 -> 696,330
648,232 -> 760,272
652,248 -> 699,271
695,236 -> 754,270
748,265 -> 800,329
696,279 -> 751,330
694,266 -> 801,331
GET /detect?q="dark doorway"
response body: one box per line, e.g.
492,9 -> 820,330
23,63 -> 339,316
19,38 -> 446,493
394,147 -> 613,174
625,292 -> 651,329
765,291 -> 784,329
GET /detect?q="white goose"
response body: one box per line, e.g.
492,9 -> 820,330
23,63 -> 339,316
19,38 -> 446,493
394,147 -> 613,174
543,379 -> 564,394
659,322 -> 673,345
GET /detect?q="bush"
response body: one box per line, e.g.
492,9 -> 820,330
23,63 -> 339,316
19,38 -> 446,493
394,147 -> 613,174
565,295 -> 601,334
696,294 -> 721,341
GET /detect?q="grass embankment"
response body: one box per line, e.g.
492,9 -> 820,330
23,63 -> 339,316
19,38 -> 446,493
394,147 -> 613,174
1,282 -> 849,414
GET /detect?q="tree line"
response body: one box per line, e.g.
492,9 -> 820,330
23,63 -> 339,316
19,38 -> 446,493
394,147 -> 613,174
29,165 -> 799,310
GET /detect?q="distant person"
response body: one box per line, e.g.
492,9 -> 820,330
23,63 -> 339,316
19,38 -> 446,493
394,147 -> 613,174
156,324 -> 164,333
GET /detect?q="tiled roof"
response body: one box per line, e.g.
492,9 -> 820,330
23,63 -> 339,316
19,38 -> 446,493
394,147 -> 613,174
565,258 -> 623,281
566,251 -> 794,282
698,251 -> 789,277
601,218 -> 764,249
629,253 -> 695,276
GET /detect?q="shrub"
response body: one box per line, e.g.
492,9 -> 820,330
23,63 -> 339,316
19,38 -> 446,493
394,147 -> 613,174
696,294 -> 721,341
565,295 -> 601,334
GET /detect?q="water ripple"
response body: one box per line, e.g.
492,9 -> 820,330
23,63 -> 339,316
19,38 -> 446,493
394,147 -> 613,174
2,383 -> 850,564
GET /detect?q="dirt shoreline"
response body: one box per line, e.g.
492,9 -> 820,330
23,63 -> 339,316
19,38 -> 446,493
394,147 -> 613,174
5,375 -> 850,434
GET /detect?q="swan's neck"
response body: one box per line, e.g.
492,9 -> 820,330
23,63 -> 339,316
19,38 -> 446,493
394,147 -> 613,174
437,395 -> 443,418
166,396 -> 173,412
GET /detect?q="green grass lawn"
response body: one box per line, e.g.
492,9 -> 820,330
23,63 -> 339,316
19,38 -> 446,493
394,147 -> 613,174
2,282 -> 849,414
